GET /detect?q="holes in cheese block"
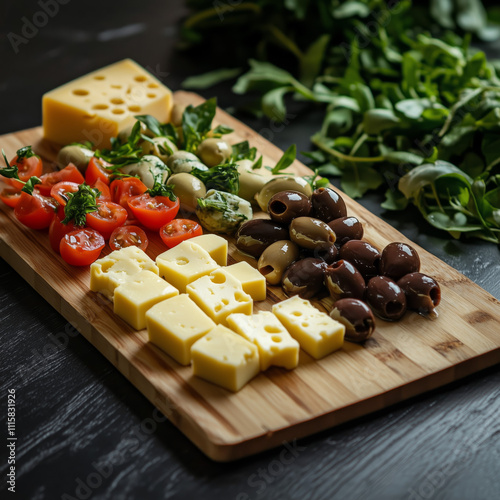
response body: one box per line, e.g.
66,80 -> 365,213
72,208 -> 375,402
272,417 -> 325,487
264,325 -> 281,334
128,105 -> 141,112
100,261 -> 114,272
210,273 -> 226,285
134,75 -> 147,82
176,257 -> 189,265
302,322 -> 309,328
292,311 -> 302,316
271,336 -> 282,343
147,93 -> 157,99
148,83 -> 159,88
73,89 -> 89,96
112,109 -> 125,115
111,84 -> 122,89
221,298 -> 229,306
94,75 -> 105,80
214,304 -> 222,312
234,291 -> 249,302
110,97 -> 125,105
223,355 -> 228,361
92,104 -> 109,110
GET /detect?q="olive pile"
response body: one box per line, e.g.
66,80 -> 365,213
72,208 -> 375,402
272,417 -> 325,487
236,187 -> 441,343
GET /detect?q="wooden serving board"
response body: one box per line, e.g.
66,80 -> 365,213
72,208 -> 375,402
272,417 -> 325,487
2,91 -> 500,462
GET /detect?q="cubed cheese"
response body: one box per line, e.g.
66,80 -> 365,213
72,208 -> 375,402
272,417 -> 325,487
191,325 -> 260,392
146,294 -> 216,365
272,296 -> 345,359
187,269 -> 252,326
156,241 -> 219,293
90,246 -> 158,300
114,271 -> 178,330
227,311 -> 299,370
43,59 -> 172,148
220,261 -> 266,301
188,234 -> 228,266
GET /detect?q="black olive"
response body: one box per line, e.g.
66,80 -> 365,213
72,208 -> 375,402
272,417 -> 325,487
380,242 -> 420,280
268,191 -> 312,224
366,276 -> 407,321
324,260 -> 366,301
328,216 -> 363,246
339,240 -> 380,279
311,187 -> 347,222
300,244 -> 338,264
397,272 -> 441,315
235,219 -> 289,258
289,217 -> 336,250
330,298 -> 376,342
281,258 -> 327,299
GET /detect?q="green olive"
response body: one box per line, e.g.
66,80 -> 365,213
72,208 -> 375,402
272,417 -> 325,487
257,240 -> 300,285
167,172 -> 206,212
56,145 -> 94,173
141,137 -> 178,163
170,102 -> 187,127
167,151 -> 208,174
197,138 -> 232,167
289,216 -> 336,250
255,176 -> 313,211
236,160 -> 269,202
120,155 -> 170,188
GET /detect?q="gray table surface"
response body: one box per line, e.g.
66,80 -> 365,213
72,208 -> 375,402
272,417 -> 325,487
1,1 -> 499,499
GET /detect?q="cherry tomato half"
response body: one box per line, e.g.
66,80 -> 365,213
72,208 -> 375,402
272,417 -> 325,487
60,228 -> 105,266
86,201 -> 128,239
49,206 -> 77,253
160,219 -> 203,248
109,225 -> 148,251
37,164 -> 85,196
85,157 -> 113,186
93,178 -> 112,202
128,194 -> 180,231
7,148 -> 43,190
14,191 -> 57,230
50,181 -> 80,206
110,177 -> 148,217
0,188 -> 22,208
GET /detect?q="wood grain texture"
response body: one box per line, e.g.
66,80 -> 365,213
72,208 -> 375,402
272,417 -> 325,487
1,91 -> 500,462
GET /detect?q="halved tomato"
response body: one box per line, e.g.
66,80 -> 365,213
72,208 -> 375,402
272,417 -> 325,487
14,191 -> 57,230
93,178 -> 112,202
49,206 -> 77,253
110,177 -> 148,217
7,147 -> 43,190
50,181 -> 80,206
36,164 -> 85,196
0,188 -> 22,208
85,157 -> 113,186
60,228 -> 105,266
109,225 -> 148,251
128,193 -> 179,230
86,201 -> 128,239
160,219 -> 202,248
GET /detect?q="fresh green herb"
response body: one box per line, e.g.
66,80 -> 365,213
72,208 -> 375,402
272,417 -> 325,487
67,141 -> 94,150
211,124 -> 234,137
251,156 -> 263,170
14,146 -> 38,162
135,115 -> 179,144
146,174 -> 177,201
22,177 -> 42,195
63,184 -> 100,226
231,141 -> 257,162
0,149 -> 41,195
182,67 -> 243,89
1,150 -> 21,179
191,162 -> 240,194
182,97 -> 217,152
267,144 -> 296,174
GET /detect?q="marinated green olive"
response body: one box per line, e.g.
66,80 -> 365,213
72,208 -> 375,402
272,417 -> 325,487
366,276 -> 407,321
380,242 -> 420,280
167,173 -> 206,212
235,219 -> 290,258
56,145 -> 94,172
328,216 -> 363,246
167,150 -> 208,174
289,217 -> 336,250
339,240 -> 380,279
397,272 -> 441,316
141,136 -> 178,163
325,260 -> 366,301
257,240 -> 300,285
282,258 -> 327,299
255,176 -> 313,211
120,155 -> 170,188
197,138 -> 232,167
237,160 -> 269,201
170,102 -> 187,127
330,298 -> 375,342
268,191 -> 312,224
311,187 -> 347,222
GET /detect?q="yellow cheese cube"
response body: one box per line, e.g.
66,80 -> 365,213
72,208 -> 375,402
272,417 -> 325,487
114,271 -> 178,330
191,325 -> 260,392
146,294 -> 216,365
156,241 -> 219,293
187,269 -> 252,326
227,312 -> 299,370
272,296 -> 345,359
90,246 -> 158,300
220,261 -> 267,301
188,234 -> 228,266
43,59 -> 172,148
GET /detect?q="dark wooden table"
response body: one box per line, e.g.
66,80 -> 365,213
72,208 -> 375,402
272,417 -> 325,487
1,1 -> 500,499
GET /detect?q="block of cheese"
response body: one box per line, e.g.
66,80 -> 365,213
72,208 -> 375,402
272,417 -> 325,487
187,269 -> 252,326
146,294 -> 215,365
156,241 -> 219,293
90,246 -> 158,300
43,59 -> 172,148
191,325 -> 260,392
227,311 -> 299,370
188,234 -> 228,266
114,271 -> 178,330
272,296 -> 345,359
220,261 -> 266,301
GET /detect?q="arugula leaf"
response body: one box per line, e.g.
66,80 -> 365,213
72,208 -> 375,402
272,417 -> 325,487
267,144 -> 296,174
231,141 -> 257,162
182,97 -> 217,152
63,184 -> 100,226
